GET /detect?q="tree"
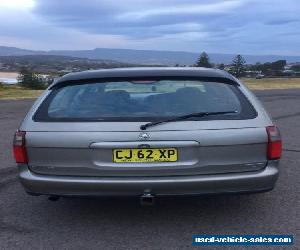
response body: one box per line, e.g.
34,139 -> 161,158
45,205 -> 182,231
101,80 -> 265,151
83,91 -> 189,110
270,60 -> 286,71
291,64 -> 300,72
231,55 -> 246,78
18,68 -> 45,89
195,52 -> 212,68
218,63 -> 225,70
248,60 -> 287,76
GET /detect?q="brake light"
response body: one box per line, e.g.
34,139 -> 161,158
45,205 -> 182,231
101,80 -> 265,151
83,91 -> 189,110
13,131 -> 28,164
266,126 -> 282,160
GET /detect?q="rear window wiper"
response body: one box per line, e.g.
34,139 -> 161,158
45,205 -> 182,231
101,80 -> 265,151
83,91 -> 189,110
140,111 -> 238,130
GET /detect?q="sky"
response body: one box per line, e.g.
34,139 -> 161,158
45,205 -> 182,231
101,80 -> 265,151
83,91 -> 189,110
0,0 -> 299,55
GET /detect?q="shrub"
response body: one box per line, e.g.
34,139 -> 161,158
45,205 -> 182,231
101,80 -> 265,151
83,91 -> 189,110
18,68 -> 46,89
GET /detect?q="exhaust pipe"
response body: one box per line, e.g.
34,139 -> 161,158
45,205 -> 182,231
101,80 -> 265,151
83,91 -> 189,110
48,195 -> 60,201
140,192 -> 155,206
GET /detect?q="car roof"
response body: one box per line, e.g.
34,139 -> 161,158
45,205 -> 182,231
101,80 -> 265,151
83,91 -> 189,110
51,67 -> 237,88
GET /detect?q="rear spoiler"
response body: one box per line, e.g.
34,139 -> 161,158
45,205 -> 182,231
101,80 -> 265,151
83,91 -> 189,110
49,76 -> 239,90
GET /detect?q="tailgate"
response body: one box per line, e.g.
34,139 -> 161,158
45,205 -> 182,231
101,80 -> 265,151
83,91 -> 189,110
26,127 -> 268,177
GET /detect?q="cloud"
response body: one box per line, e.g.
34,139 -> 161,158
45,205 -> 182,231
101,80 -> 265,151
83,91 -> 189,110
0,0 -> 299,55
31,0 -> 250,36
117,0 -> 245,20
265,19 -> 299,26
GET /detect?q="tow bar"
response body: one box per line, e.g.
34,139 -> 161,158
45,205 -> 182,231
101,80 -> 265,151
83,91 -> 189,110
140,192 -> 155,206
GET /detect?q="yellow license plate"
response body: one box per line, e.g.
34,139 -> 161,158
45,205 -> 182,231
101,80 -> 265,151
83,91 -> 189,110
113,148 -> 178,163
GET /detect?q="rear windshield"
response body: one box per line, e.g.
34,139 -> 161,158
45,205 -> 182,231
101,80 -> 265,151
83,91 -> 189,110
34,79 -> 257,122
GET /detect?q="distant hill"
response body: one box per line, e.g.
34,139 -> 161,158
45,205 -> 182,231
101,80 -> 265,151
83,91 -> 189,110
0,46 -> 44,56
48,48 -> 300,65
0,54 -> 126,64
0,46 -> 300,65
0,54 -> 138,73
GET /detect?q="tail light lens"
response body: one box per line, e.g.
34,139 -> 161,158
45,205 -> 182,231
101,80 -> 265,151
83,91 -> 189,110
13,131 -> 28,164
266,126 -> 282,160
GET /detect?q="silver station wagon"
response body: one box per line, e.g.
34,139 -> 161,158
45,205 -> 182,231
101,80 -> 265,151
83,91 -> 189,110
13,67 -> 282,204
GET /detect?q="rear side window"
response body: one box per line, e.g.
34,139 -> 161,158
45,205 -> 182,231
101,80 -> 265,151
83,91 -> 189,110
34,79 -> 257,122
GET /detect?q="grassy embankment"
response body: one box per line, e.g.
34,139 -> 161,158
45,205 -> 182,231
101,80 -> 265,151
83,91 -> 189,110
241,77 -> 300,90
0,84 -> 43,100
0,78 -> 300,99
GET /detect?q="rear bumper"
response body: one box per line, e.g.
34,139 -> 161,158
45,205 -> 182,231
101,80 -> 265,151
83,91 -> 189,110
18,162 -> 279,197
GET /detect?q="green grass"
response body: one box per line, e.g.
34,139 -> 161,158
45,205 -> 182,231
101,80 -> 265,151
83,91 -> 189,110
0,84 -> 43,100
241,77 -> 300,90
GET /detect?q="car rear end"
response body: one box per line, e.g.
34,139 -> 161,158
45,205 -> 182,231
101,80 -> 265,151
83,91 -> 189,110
13,68 -> 281,198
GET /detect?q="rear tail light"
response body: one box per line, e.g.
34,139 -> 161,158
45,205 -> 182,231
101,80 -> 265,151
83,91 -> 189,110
13,130 -> 28,164
266,126 -> 282,160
